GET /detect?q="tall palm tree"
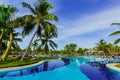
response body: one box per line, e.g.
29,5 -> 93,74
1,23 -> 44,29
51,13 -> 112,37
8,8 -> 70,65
0,5 -> 18,62
0,5 -> 17,50
20,0 -> 58,61
109,23 -> 120,44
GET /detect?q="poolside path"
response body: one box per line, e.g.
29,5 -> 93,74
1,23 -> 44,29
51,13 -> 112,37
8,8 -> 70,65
106,63 -> 120,72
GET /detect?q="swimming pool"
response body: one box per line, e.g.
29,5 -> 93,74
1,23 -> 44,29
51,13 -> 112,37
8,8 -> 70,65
0,57 -> 120,80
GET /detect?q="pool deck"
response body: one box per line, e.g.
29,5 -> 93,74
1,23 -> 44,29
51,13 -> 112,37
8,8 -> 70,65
0,60 -> 45,72
106,63 -> 120,72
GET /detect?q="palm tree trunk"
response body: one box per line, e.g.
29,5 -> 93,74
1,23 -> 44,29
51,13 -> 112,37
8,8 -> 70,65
20,31 -> 37,61
0,35 -> 3,49
0,28 -> 4,50
0,32 -> 13,62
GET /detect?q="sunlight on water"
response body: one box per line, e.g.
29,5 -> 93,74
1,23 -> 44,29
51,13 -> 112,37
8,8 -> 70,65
0,57 -> 120,80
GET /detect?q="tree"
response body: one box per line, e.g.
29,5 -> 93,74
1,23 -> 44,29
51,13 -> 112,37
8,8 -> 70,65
31,40 -> 39,51
0,5 -> 17,50
0,5 -> 18,62
77,47 -> 87,56
11,31 -> 22,51
20,0 -> 58,61
64,43 -> 77,55
113,45 -> 120,55
109,23 -> 120,44
1,30 -> 22,51
36,26 -> 57,55
96,39 -> 111,56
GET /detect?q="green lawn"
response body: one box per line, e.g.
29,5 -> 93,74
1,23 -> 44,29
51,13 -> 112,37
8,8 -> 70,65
0,57 -> 56,69
115,64 -> 120,68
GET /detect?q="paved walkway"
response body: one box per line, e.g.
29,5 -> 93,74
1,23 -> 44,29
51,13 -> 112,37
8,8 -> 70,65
106,63 -> 120,72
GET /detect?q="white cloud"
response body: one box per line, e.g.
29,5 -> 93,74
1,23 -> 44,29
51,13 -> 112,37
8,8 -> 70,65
56,6 -> 120,41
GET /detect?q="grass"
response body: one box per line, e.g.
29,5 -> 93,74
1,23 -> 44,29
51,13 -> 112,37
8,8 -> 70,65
0,56 -> 56,69
115,64 -> 120,68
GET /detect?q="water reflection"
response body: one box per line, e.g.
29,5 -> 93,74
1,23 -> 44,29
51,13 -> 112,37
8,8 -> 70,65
80,62 -> 120,80
0,59 -> 70,78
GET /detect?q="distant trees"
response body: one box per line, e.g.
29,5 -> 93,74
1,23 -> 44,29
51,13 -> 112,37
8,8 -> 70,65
77,47 -> 87,56
64,43 -> 77,55
95,39 -> 111,54
95,39 -> 120,56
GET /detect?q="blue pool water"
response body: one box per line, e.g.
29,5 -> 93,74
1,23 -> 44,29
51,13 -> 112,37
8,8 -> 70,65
0,57 -> 120,80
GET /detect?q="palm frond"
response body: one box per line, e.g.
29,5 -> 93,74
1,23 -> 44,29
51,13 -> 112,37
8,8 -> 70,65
49,40 -> 57,49
40,39 -> 46,46
13,15 -> 35,28
22,2 -> 36,14
114,38 -> 120,44
14,38 -> 22,42
111,23 -> 120,25
44,13 -> 58,22
109,31 -> 120,36
42,21 -> 57,37
22,23 -> 35,37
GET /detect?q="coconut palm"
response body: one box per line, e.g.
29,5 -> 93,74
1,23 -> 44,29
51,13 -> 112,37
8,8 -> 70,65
31,40 -> 39,51
64,43 -> 77,55
0,5 -> 18,61
113,45 -> 120,55
64,45 -> 71,55
11,31 -> 22,50
2,30 -> 22,50
20,0 -> 58,61
109,23 -> 120,44
0,5 -> 17,50
96,39 -> 111,56
77,47 -> 87,55
36,26 -> 57,55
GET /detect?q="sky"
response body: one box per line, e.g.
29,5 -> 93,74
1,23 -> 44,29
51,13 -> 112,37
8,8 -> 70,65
0,0 -> 120,50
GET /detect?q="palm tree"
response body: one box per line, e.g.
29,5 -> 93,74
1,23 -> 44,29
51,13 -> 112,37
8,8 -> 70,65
96,39 -> 111,56
1,30 -> 22,51
77,47 -> 87,56
20,0 -> 58,61
0,5 -> 18,61
11,31 -> 22,51
64,44 -> 71,55
36,26 -> 57,55
0,5 -> 17,50
109,23 -> 120,44
113,45 -> 120,55
31,40 -> 39,51
64,43 -> 77,55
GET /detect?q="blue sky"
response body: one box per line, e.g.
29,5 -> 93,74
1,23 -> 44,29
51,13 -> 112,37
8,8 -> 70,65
0,0 -> 120,50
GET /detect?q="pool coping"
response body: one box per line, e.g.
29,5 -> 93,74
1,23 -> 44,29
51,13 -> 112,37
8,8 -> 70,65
0,59 -> 58,73
106,63 -> 120,72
